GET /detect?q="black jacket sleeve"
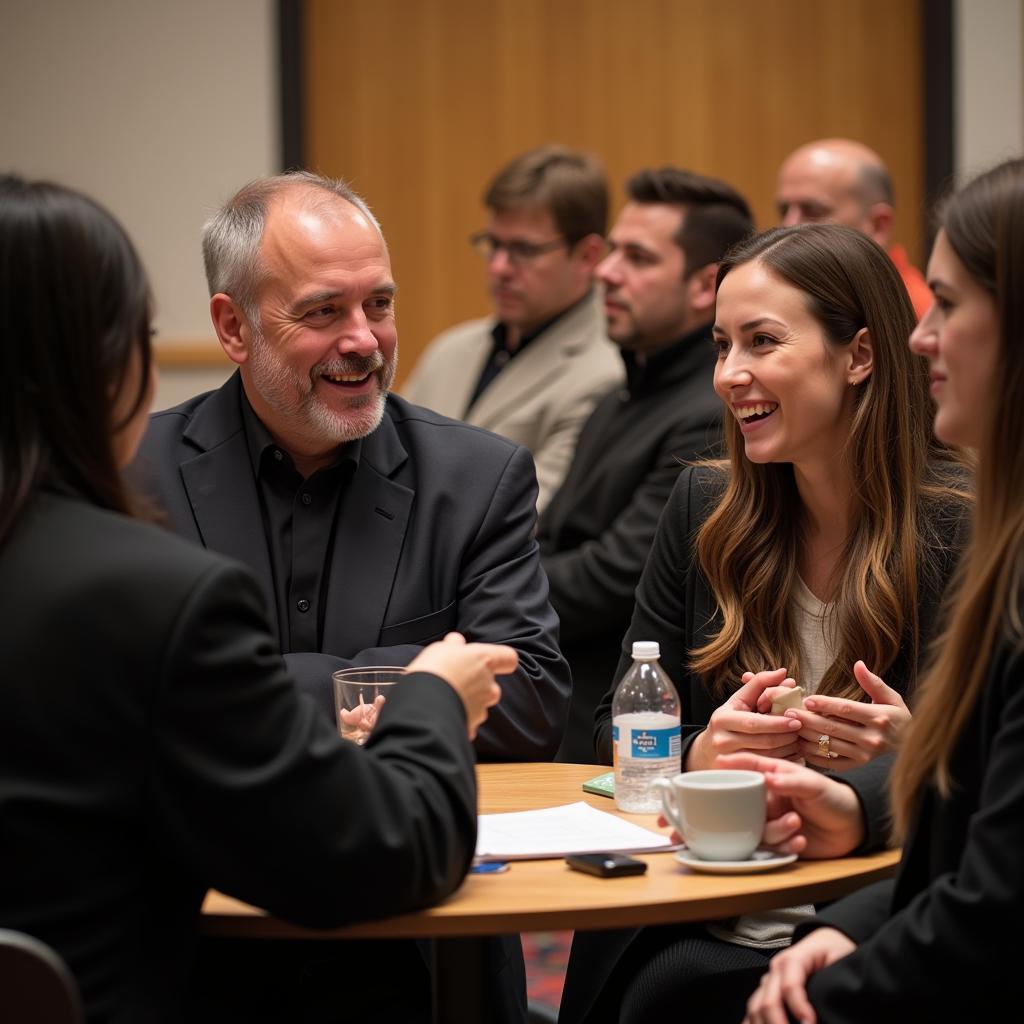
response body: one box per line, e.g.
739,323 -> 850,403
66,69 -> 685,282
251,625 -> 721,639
794,641 -> 1024,1021
150,559 -> 478,927
542,422 -> 712,644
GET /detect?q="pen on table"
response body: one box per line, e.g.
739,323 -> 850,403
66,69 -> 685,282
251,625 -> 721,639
470,861 -> 510,874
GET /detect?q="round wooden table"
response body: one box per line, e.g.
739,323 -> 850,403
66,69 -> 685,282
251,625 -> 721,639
202,763 -> 899,1020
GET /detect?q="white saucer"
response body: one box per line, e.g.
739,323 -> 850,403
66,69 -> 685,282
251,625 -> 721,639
673,848 -> 798,874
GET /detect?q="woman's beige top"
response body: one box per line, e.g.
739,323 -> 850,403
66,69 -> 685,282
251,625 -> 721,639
707,577 -> 838,949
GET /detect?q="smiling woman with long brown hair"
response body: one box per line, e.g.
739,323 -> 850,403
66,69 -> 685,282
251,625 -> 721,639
692,225 -> 961,707
593,226 -> 970,782
561,223 -> 971,1024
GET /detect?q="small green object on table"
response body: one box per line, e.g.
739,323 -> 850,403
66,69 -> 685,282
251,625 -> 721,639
581,770 -> 614,798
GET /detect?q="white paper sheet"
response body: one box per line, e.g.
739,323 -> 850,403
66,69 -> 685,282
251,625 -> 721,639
474,801 -> 676,861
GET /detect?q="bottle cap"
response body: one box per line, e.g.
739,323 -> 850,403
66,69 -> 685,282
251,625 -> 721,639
631,641 -> 660,660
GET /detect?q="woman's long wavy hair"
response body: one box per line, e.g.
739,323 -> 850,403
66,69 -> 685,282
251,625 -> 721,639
692,224 -> 966,700
0,175 -> 153,546
892,159 -> 1024,837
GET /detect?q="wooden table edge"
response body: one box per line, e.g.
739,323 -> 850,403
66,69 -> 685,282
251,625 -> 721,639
201,848 -> 899,939
200,764 -> 899,939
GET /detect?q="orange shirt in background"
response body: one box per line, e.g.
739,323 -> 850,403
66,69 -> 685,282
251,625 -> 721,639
889,243 -> 932,320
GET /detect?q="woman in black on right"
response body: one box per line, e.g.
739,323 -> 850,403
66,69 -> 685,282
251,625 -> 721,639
741,157 -> 1024,1023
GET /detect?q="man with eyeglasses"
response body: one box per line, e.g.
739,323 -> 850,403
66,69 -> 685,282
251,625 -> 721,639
404,145 -> 622,511
538,167 -> 754,762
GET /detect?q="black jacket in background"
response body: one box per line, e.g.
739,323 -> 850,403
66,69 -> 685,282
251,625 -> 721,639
538,327 -> 721,762
0,492 -> 477,1024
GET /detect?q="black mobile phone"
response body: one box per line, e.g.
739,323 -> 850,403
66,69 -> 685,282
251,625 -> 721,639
565,852 -> 648,878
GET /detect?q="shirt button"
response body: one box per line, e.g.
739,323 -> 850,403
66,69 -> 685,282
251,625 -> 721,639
301,492 -> 312,506
296,598 -> 310,613
273,449 -> 284,461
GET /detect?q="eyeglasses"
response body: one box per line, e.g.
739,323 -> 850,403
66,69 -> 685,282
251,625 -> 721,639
469,231 -> 570,266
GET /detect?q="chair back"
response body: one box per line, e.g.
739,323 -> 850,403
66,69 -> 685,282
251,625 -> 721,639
0,929 -> 83,1023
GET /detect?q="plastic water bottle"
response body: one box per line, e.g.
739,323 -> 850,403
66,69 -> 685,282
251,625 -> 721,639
612,641 -> 681,812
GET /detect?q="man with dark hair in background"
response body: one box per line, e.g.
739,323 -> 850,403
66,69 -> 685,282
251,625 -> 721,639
776,137 -> 931,318
539,167 -> 754,762
405,144 -> 622,511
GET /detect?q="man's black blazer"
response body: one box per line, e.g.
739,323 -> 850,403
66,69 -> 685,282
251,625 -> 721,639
0,491 -> 477,1024
538,329 -> 721,762
134,373 -> 571,761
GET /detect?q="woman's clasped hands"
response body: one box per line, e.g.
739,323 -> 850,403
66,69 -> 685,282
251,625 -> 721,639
687,662 -> 909,772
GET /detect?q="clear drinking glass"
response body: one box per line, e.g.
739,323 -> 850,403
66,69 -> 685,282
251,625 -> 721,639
331,666 -> 406,744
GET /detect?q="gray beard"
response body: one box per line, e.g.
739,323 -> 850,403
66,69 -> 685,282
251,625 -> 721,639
249,331 -> 397,446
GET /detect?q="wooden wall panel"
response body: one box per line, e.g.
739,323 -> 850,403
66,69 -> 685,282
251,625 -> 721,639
305,0 -> 924,385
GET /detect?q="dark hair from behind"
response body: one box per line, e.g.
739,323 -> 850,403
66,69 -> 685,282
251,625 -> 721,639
626,167 -> 754,275
0,175 -> 152,545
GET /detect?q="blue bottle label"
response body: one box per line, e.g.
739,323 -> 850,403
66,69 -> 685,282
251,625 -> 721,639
628,725 -> 681,759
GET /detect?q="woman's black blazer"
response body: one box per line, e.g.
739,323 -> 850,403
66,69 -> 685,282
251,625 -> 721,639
0,491 -> 477,1023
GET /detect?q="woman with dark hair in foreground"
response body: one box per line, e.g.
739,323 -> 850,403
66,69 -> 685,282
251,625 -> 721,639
0,176 -> 512,1022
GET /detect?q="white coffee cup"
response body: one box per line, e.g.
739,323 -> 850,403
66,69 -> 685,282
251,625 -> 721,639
652,770 -> 766,861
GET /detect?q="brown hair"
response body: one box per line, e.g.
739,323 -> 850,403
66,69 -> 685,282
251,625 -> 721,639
484,144 -> 607,243
692,224 -> 968,700
892,159 -> 1024,836
626,167 -> 754,275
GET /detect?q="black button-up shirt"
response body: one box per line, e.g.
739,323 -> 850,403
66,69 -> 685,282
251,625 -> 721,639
241,395 -> 360,652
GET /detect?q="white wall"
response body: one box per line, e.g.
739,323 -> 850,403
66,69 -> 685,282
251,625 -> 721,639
955,0 -> 1024,182
0,0 -> 276,406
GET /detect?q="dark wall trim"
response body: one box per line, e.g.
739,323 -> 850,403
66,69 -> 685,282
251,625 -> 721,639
923,0 -> 955,243
278,0 -> 305,170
